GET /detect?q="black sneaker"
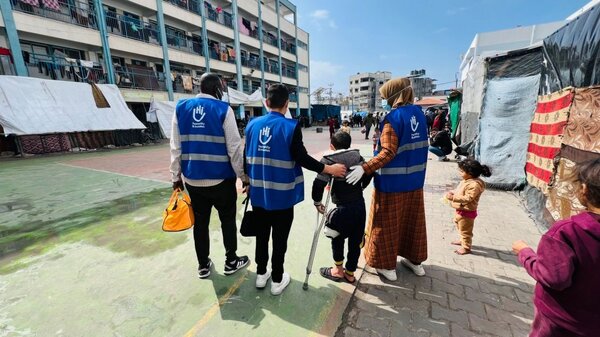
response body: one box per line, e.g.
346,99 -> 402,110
224,256 -> 250,275
198,259 -> 213,279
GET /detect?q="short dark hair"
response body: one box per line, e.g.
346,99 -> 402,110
200,73 -> 224,99
331,131 -> 351,150
266,84 -> 289,109
577,158 -> 600,208
458,158 -> 492,178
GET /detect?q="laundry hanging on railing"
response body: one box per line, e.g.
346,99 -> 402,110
41,0 -> 60,11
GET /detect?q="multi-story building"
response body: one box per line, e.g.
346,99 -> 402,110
349,71 -> 391,112
409,76 -> 436,100
0,0 -> 310,119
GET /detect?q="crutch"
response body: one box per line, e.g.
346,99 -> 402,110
303,177 -> 334,290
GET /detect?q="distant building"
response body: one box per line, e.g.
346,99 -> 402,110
349,71 -> 391,112
409,77 -> 436,100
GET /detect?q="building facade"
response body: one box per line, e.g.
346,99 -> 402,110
0,0 -> 310,119
409,77 -> 436,100
349,71 -> 391,112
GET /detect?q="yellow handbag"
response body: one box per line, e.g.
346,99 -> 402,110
162,189 -> 195,232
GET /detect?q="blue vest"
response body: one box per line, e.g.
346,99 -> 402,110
245,112 -> 304,210
176,97 -> 236,180
374,105 -> 429,193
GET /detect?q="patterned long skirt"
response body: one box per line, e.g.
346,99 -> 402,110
363,188 -> 427,269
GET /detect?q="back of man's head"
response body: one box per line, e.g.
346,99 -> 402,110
331,131 -> 351,150
266,84 -> 289,110
200,73 -> 224,99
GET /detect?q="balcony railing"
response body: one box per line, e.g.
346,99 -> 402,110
105,12 -> 160,45
24,52 -> 107,83
166,31 -> 203,56
241,57 -> 260,70
164,0 -> 202,15
11,0 -> 98,29
114,66 -> 165,91
205,3 -> 233,29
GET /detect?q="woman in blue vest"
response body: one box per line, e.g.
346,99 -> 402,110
347,78 -> 429,281
245,84 -> 346,295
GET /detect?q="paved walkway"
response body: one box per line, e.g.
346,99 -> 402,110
336,145 -> 542,337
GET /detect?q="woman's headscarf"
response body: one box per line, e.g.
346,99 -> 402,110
379,77 -> 414,108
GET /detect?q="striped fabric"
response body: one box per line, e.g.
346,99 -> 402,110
42,0 -> 60,10
20,0 -> 39,6
526,88 -> 574,192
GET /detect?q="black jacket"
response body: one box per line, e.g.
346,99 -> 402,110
430,130 -> 453,155
312,149 -> 372,205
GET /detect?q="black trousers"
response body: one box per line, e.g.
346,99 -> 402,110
329,200 -> 366,273
186,179 -> 238,266
254,206 -> 294,283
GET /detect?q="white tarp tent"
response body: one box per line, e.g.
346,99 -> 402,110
148,100 -> 177,139
0,76 -> 144,135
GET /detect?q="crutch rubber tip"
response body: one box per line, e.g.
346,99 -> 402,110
302,282 -> 309,290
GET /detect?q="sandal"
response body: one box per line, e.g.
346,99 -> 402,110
343,271 -> 356,284
320,267 -> 343,282
454,248 -> 472,255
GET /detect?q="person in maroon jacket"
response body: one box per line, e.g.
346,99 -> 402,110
512,158 -> 600,337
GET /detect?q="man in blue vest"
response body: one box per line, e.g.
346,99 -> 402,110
170,73 -> 249,279
245,84 -> 347,295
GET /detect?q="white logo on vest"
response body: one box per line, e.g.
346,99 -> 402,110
410,115 -> 421,139
192,106 -> 206,128
258,126 -> 272,152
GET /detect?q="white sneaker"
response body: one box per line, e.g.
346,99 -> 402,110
401,259 -> 426,276
270,272 -> 291,295
323,226 -> 340,239
256,271 -> 271,289
376,268 -> 397,281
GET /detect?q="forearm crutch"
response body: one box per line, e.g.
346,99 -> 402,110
302,177 -> 334,290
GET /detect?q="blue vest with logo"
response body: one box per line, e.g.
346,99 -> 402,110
245,112 -> 304,210
176,97 -> 236,180
374,105 -> 429,193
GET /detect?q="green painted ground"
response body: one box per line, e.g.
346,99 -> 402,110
0,146 -> 370,337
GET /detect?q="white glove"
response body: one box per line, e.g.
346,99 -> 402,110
346,165 -> 365,185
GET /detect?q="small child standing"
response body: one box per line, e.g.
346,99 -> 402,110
445,158 -> 492,255
340,120 -> 351,134
372,125 -> 381,156
312,132 -> 372,283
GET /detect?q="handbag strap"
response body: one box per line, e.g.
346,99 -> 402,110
242,192 -> 250,212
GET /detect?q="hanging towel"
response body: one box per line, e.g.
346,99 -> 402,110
80,60 -> 94,68
182,75 -> 193,92
65,57 -> 77,64
42,0 -> 60,11
227,48 -> 236,58
238,17 -> 250,35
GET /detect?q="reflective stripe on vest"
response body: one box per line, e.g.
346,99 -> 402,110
250,175 -> 304,191
181,153 -> 230,162
246,156 -> 296,169
395,140 -> 429,156
378,163 -> 427,175
180,134 -> 226,143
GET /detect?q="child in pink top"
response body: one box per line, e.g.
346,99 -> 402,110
513,158 -> 600,337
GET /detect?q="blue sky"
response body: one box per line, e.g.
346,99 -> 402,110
297,0 -> 589,95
